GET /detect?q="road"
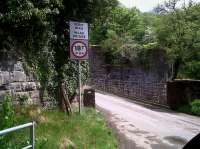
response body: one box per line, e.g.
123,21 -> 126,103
95,92 -> 200,149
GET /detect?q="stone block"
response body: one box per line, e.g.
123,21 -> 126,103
14,91 -> 30,97
9,82 -> 22,92
10,82 -> 39,92
11,71 -> 26,82
0,71 -> 10,85
0,84 -> 10,90
0,59 -> 41,105
0,90 -> 11,101
24,82 -> 38,91
29,90 -> 40,99
26,74 -> 36,82
14,91 -> 40,104
14,61 -> 24,71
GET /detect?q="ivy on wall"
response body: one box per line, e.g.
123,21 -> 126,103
0,0 -> 118,109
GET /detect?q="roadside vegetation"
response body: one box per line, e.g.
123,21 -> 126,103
91,0 -> 200,80
0,0 -> 118,111
0,0 -> 199,111
0,0 -> 200,147
0,95 -> 118,149
178,99 -> 200,116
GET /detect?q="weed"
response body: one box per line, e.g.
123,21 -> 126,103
191,99 -> 200,116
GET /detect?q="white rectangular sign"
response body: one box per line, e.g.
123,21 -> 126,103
70,21 -> 88,40
70,21 -> 89,60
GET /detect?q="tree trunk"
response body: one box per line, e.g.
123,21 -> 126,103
58,83 -> 66,112
58,81 -> 72,114
39,87 -> 45,107
61,84 -> 72,115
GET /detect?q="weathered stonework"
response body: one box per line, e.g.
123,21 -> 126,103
0,53 -> 41,105
167,80 -> 200,109
89,45 -> 169,107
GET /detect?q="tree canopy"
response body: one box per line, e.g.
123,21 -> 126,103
90,1 -> 200,80
156,2 -> 200,79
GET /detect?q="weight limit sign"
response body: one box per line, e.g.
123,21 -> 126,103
70,40 -> 88,60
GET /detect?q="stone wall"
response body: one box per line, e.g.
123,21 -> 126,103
89,46 -> 200,109
89,45 -> 169,107
91,79 -> 168,107
0,52 -> 41,105
167,80 -> 200,109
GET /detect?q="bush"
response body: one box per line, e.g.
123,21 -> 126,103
178,104 -> 192,114
177,99 -> 200,116
0,94 -> 15,148
191,99 -> 200,116
0,94 -> 15,129
181,61 -> 200,80
19,95 -> 29,105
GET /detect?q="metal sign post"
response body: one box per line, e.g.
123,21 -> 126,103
78,60 -> 82,113
70,21 -> 89,114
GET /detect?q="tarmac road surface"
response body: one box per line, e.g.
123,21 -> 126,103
95,92 -> 200,149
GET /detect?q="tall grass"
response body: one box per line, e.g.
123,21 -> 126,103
0,106 -> 118,149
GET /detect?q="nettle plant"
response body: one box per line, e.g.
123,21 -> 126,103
19,95 -> 29,105
0,94 -> 15,129
0,94 -> 15,148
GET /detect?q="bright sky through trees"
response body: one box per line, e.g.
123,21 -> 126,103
119,0 -> 200,11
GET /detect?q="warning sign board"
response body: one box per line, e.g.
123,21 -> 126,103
70,21 -> 88,40
70,21 -> 89,60
70,39 -> 88,60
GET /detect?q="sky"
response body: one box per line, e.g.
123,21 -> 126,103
118,0 -> 200,12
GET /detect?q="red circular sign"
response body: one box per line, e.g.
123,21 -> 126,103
71,41 -> 88,58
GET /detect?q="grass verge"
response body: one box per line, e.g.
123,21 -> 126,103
1,107 -> 118,149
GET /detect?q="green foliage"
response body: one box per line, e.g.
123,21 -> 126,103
178,104 -> 192,114
191,99 -> 200,116
92,2 -> 200,80
92,5 -> 165,69
0,94 -> 15,148
92,6 -> 145,44
180,61 -> 200,79
178,99 -> 200,116
0,0 -> 119,108
0,94 -> 15,129
4,107 -> 118,148
101,30 -> 123,64
96,7 -> 145,65
19,95 -> 29,105
156,3 -> 200,79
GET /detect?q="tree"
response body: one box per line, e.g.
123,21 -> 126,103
92,6 -> 146,66
156,2 -> 200,79
153,0 -> 181,14
0,0 -> 118,111
92,0 -> 200,80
